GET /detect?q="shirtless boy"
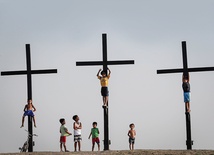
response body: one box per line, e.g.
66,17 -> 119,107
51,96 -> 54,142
20,99 -> 36,128
127,123 -> 136,150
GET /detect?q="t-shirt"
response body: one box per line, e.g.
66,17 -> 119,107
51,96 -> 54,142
91,128 -> 99,138
98,75 -> 110,87
182,82 -> 190,92
60,125 -> 68,136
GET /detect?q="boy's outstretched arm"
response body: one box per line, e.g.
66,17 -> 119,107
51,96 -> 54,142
97,69 -> 101,77
107,68 -> 111,75
187,73 -> 190,82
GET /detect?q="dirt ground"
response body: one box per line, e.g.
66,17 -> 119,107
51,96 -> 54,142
1,150 -> 214,155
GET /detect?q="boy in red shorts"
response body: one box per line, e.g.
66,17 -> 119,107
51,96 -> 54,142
59,118 -> 72,152
88,122 -> 100,151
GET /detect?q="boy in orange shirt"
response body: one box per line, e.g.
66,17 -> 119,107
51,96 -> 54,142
97,68 -> 111,108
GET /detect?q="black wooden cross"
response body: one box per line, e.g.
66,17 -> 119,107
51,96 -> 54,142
76,33 -> 134,150
157,41 -> 214,150
1,44 -> 57,152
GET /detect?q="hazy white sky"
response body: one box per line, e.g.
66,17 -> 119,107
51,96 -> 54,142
1,0 -> 214,153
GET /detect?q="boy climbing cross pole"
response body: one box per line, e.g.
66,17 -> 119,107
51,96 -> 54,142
182,73 -> 191,113
21,99 -> 36,128
97,68 -> 111,108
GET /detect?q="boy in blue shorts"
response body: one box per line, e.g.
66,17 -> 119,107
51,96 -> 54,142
20,99 -> 36,128
182,73 -> 191,112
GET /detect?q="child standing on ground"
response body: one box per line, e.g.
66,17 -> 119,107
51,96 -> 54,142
97,68 -> 111,108
20,99 -> 36,128
59,118 -> 72,152
128,123 -> 136,150
73,115 -> 82,152
182,73 -> 191,112
88,122 -> 100,151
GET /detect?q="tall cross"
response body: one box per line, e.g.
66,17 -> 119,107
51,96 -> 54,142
76,33 -> 134,150
157,41 -> 214,150
1,44 -> 57,152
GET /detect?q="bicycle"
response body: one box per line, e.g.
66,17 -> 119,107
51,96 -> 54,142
19,129 -> 38,152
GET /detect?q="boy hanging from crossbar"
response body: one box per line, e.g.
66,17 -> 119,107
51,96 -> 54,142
97,68 -> 111,108
182,73 -> 191,113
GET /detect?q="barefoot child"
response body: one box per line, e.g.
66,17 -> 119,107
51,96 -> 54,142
88,122 -> 100,151
97,68 -> 111,108
128,123 -> 136,150
59,118 -> 72,152
20,99 -> 36,128
73,115 -> 82,152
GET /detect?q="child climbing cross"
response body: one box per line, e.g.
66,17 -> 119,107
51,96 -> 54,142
182,73 -> 191,113
20,99 -> 36,128
97,68 -> 111,108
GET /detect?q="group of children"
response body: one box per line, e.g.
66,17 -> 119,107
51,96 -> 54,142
20,100 -> 136,152
59,116 -> 136,152
19,69 -> 190,151
59,116 -> 102,152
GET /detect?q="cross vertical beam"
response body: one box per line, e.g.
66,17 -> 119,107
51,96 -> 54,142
157,41 -> 214,150
102,34 -> 109,150
182,42 -> 188,77
102,34 -> 108,73
76,33 -> 134,150
26,44 -> 33,151
1,44 -> 57,152
182,42 -> 192,149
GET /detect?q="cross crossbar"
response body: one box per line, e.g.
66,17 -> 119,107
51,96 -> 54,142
1,69 -> 57,76
157,41 -> 214,74
76,60 -> 134,66
157,66 -> 214,74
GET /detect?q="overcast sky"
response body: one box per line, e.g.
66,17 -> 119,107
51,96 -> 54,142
1,0 -> 214,153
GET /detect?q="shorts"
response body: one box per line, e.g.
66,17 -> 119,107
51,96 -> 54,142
129,137 -> 135,144
24,110 -> 34,117
92,137 -> 100,144
184,92 -> 190,103
74,135 -> 82,142
101,87 -> 109,96
60,136 -> 66,143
